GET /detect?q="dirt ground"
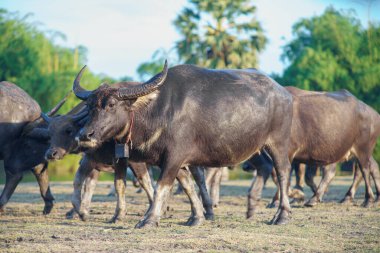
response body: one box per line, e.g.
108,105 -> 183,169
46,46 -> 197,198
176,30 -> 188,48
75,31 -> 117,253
0,176 -> 379,252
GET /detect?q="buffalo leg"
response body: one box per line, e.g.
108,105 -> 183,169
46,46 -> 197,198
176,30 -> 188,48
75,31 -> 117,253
109,159 -> 127,223
289,163 -> 306,203
32,163 -> 55,215
190,166 -> 214,220
357,155 -> 375,207
369,157 -> 380,203
129,162 -> 154,210
267,169 -> 280,208
341,162 -> 362,204
266,145 -> 292,225
305,164 -> 336,207
210,168 -> 223,207
205,167 -> 222,207
247,164 -> 272,219
81,169 -> 99,215
66,169 -> 99,220
177,168 -> 205,226
0,170 -> 23,213
305,165 -> 318,194
135,159 -> 181,228
71,156 -> 94,221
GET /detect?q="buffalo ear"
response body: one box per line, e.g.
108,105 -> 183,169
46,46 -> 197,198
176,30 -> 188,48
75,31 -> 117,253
25,128 -> 50,140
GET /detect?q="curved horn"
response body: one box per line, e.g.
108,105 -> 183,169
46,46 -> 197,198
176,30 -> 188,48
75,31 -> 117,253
73,65 -> 91,100
47,90 -> 71,116
117,60 -> 168,99
76,115 -> 89,127
41,113 -> 51,123
70,107 -> 89,122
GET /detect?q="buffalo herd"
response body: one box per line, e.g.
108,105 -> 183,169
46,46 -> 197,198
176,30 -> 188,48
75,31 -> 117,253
1,61 -> 379,229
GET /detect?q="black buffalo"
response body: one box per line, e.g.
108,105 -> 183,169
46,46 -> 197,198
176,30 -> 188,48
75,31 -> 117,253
43,87 -> 214,224
74,61 -> 294,227
0,81 -> 66,214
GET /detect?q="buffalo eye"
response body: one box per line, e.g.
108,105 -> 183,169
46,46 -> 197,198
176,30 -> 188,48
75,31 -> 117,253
108,102 -> 115,108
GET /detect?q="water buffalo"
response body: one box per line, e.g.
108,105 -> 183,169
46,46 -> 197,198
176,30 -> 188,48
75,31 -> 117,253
74,61 -> 295,227
43,98 -> 155,222
43,89 -> 214,223
244,86 -> 380,218
0,81 -> 66,214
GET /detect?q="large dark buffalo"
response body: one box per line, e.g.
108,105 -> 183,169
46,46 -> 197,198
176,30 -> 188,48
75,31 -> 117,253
0,81 -> 66,214
243,86 -> 380,218
43,87 -> 213,224
74,61 -> 294,227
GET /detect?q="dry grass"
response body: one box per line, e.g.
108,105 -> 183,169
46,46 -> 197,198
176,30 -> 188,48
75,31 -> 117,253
0,176 -> 379,252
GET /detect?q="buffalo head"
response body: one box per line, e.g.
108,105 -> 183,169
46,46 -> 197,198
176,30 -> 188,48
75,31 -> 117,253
44,106 -> 88,160
9,93 -> 69,168
73,61 -> 168,149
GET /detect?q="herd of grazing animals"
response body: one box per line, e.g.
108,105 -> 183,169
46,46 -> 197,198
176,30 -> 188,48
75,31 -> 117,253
0,61 -> 379,229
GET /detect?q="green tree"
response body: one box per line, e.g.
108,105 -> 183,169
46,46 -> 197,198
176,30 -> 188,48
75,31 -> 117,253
0,9 -> 111,113
136,48 -> 176,81
276,6 -> 380,161
173,0 -> 267,69
0,9 -> 117,177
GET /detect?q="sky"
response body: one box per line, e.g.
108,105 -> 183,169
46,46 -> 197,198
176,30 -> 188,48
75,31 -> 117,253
1,0 -> 380,80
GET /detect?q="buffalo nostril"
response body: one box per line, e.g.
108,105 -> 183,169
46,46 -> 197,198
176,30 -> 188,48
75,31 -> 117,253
87,130 -> 94,139
52,150 -> 58,158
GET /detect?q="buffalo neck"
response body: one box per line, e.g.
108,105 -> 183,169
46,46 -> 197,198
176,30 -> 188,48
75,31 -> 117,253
126,105 -> 166,165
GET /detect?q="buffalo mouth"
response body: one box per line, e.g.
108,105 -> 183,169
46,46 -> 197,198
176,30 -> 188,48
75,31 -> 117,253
45,148 -> 66,161
75,136 -> 100,149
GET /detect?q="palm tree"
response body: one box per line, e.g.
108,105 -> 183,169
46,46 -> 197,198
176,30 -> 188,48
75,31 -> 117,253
174,0 -> 267,69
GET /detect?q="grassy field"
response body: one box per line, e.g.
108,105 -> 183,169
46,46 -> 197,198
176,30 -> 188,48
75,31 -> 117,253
0,176 -> 379,252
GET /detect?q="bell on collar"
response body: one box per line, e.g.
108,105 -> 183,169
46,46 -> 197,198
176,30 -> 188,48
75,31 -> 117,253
115,143 -> 129,158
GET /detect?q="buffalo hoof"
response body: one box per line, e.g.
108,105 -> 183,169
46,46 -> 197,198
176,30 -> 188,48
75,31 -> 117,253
65,209 -> 76,219
135,218 -> 159,229
185,216 -> 204,227
270,211 -> 290,225
340,196 -> 353,205
246,209 -> 255,219
0,206 -> 5,214
361,199 -> 374,208
304,198 -> 319,207
267,200 -> 279,209
43,202 -> 54,215
79,212 -> 89,222
204,212 -> 214,221
289,189 -> 304,200
290,197 -> 304,205
108,214 -> 125,223
136,188 -> 143,194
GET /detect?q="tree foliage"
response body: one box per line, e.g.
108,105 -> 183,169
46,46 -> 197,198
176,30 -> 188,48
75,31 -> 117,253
0,9 -> 116,175
173,0 -> 267,68
0,9 -> 113,113
275,7 -> 380,161
136,49 -> 176,81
